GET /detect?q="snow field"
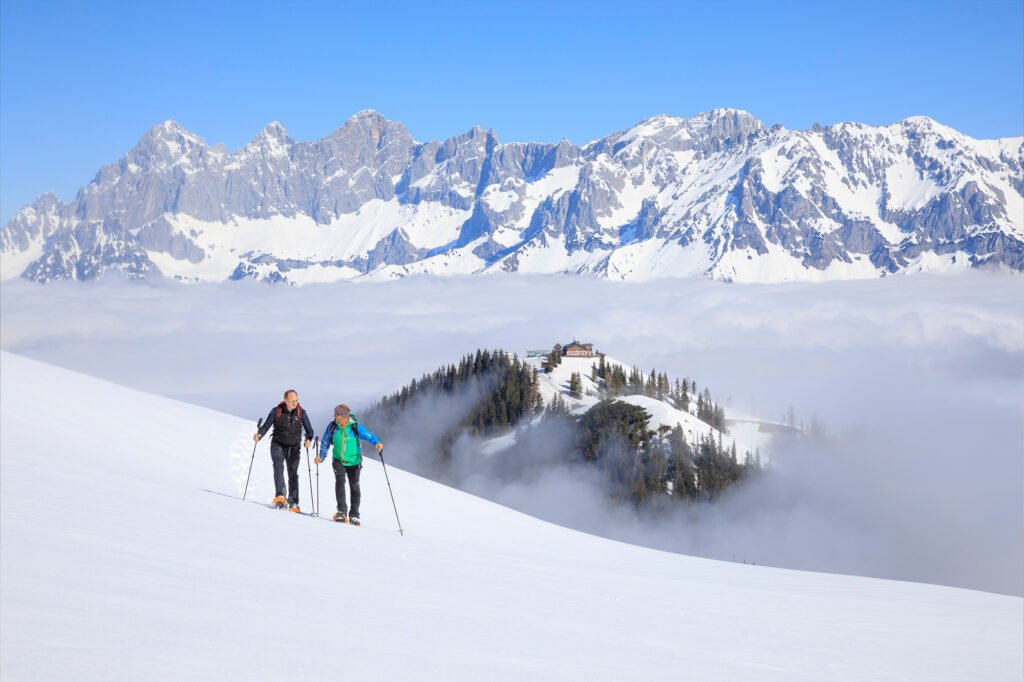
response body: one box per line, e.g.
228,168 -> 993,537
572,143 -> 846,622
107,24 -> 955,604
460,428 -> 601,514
1,352 -> 1021,681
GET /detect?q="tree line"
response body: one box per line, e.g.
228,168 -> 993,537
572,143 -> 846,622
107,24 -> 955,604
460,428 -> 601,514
372,349 -> 543,437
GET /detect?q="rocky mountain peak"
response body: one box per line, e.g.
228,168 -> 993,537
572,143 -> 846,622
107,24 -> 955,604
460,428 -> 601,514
890,115 -> 967,143
260,121 -> 288,139
240,121 -> 292,159
140,120 -> 207,150
334,109 -> 398,134
351,108 -> 387,122
30,191 -> 62,210
687,108 -> 764,137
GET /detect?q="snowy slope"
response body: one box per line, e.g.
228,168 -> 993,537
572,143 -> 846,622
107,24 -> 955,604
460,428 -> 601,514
1,352 -> 1020,681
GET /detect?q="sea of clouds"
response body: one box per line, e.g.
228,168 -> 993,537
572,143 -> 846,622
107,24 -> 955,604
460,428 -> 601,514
2,272 -> 1021,595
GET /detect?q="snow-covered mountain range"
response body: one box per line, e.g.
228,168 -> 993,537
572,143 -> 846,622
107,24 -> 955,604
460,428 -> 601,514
2,109 -> 1021,283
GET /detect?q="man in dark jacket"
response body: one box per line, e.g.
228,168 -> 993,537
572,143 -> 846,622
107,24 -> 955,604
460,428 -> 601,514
254,390 -> 314,512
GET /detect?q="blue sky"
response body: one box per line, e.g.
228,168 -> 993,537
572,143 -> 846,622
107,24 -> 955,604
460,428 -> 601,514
1,0 -> 1021,224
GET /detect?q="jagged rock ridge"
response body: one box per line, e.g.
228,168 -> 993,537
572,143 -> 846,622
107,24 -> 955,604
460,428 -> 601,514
2,109 -> 1021,283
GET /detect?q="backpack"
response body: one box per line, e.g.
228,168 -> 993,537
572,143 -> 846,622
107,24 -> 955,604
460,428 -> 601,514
271,402 -> 305,444
275,402 -> 302,420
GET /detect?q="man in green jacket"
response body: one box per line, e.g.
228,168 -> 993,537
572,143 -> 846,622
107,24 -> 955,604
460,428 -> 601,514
314,404 -> 383,526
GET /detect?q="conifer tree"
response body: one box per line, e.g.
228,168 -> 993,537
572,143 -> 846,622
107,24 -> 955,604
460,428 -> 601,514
568,371 -> 583,399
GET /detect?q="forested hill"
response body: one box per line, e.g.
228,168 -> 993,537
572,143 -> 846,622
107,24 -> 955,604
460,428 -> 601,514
366,348 -> 763,506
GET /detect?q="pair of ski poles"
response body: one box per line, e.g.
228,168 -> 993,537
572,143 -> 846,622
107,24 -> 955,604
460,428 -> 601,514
308,437 -> 404,535
244,417 -> 403,535
243,419 -> 318,513
308,437 -> 403,534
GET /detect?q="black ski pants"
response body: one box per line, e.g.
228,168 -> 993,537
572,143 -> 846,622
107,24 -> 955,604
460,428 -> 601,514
332,459 -> 362,518
271,442 -> 301,505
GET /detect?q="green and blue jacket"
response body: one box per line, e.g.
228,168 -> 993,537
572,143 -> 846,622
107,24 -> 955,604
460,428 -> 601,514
318,417 -> 381,466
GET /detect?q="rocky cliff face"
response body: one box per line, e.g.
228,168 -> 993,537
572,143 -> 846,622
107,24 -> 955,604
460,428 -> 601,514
3,109 -> 1021,283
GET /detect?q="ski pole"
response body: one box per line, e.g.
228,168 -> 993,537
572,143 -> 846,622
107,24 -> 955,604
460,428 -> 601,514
304,440 -> 315,516
314,437 -> 320,517
378,448 -> 404,536
243,417 -> 264,501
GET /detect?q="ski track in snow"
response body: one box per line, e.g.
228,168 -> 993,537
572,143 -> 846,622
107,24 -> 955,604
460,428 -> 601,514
230,431 -> 256,496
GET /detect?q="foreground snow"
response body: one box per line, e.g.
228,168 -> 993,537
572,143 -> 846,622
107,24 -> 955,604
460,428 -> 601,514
1,352 -> 1020,681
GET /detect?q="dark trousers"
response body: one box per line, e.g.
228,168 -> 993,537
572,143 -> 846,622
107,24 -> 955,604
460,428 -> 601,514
271,442 -> 301,504
332,459 -> 362,518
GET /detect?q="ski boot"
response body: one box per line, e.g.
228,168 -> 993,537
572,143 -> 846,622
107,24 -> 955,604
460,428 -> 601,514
272,496 -> 287,509
288,503 -> 301,514
332,511 -> 348,524
348,516 -> 361,527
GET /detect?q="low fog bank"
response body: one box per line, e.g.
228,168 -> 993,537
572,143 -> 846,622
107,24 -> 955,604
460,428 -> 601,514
371,370 -> 1023,596
2,272 -> 1022,594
